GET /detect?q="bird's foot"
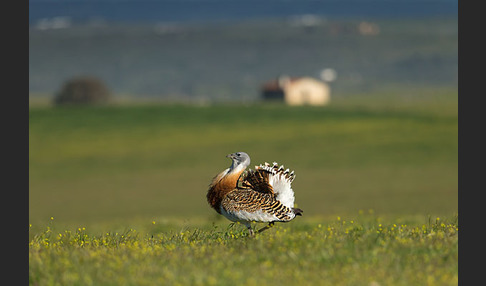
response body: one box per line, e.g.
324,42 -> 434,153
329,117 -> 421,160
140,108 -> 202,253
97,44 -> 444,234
257,222 -> 275,234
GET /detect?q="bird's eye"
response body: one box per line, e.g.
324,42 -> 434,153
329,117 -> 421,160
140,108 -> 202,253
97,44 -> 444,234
236,153 -> 240,157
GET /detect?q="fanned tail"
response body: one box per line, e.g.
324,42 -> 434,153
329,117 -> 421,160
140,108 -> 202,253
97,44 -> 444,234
256,162 -> 296,208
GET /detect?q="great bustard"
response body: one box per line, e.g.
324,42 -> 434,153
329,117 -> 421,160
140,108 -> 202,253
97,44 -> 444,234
207,152 -> 303,235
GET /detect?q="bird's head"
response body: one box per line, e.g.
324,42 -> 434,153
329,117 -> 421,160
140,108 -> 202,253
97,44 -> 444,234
227,151 -> 251,171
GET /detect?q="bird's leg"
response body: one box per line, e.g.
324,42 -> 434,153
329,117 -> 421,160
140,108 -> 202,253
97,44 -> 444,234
257,222 -> 275,234
247,225 -> 255,236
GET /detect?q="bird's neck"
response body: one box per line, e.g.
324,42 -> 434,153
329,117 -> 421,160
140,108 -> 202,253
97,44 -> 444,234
207,165 -> 246,212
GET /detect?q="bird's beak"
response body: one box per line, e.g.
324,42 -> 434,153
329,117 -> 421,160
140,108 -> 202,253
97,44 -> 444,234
226,153 -> 234,159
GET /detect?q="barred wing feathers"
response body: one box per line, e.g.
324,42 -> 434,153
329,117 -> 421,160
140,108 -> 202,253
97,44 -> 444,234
220,190 -> 296,222
239,168 -> 274,195
240,162 -> 296,209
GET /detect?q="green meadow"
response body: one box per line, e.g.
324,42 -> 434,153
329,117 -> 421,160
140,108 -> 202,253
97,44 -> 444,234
29,88 -> 458,285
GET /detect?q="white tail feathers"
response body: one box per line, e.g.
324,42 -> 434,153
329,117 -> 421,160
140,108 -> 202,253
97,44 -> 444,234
257,162 -> 296,208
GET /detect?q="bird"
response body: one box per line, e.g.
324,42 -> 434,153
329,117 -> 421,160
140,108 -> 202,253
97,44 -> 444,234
206,152 -> 303,236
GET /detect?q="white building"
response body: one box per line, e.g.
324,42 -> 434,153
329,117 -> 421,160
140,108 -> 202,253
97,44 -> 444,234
261,76 -> 330,106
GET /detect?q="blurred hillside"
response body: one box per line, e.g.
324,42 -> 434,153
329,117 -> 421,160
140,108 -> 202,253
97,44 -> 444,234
29,17 -> 457,102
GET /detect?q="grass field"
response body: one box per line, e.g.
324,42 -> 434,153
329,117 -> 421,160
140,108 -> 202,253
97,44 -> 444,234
30,215 -> 458,286
29,88 -> 458,285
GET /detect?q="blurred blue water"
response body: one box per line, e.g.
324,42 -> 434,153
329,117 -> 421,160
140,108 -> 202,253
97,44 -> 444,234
29,0 -> 458,25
